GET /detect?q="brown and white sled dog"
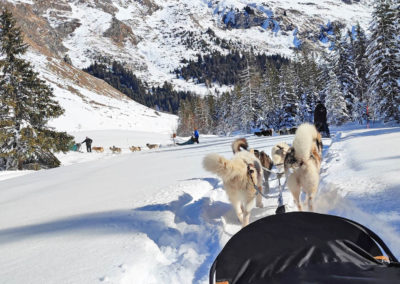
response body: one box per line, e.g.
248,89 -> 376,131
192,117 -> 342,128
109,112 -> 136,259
129,146 -> 141,152
203,139 -> 263,227
284,123 -> 322,212
232,138 -> 273,194
146,143 -> 159,149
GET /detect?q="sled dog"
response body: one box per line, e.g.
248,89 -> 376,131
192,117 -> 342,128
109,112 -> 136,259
146,143 -> 159,149
92,146 -> 104,153
232,138 -> 273,194
203,140 -> 263,227
261,129 -> 273,136
109,146 -> 122,154
284,123 -> 322,211
254,149 -> 273,193
271,142 -> 290,172
129,146 -> 141,152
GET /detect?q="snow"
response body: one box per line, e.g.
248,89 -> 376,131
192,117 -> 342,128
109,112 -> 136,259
22,50 -> 178,133
0,123 -> 399,283
7,0 -> 33,4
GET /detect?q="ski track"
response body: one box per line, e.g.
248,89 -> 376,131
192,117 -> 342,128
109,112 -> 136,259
109,135 -> 332,283
98,135 -> 299,283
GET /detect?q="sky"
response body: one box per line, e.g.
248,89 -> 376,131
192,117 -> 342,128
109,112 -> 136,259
0,123 -> 399,283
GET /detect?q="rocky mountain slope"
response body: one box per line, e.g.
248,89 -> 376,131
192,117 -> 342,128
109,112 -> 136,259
1,0 -> 372,131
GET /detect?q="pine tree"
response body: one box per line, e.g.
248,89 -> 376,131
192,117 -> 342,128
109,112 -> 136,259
279,63 -> 299,128
0,9 -> 73,170
336,30 -> 357,117
215,91 -> 239,135
325,70 -> 349,125
293,47 -> 318,123
237,55 -> 259,132
352,24 -> 369,123
366,0 -> 400,123
265,61 -> 281,129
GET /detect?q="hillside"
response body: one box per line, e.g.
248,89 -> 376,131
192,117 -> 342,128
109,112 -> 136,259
5,1 -> 373,87
2,1 -> 178,133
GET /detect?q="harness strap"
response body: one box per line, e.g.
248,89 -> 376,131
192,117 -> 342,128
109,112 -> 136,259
253,181 -> 270,199
246,163 -> 285,200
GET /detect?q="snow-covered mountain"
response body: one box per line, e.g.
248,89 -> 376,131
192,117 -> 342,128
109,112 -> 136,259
2,0 -> 372,132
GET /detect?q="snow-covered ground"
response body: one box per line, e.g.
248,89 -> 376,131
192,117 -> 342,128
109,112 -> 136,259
0,124 -> 399,283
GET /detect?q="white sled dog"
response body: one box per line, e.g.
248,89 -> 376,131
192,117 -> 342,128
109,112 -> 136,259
203,139 -> 263,227
271,142 -> 290,172
284,123 -> 322,212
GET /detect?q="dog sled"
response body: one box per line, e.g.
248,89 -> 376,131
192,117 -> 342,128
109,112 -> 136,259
210,212 -> 400,284
69,143 -> 82,152
176,136 -> 195,146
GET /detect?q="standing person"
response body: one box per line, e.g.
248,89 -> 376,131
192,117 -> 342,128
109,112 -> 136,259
193,128 -> 199,144
314,101 -> 330,138
82,136 -> 93,152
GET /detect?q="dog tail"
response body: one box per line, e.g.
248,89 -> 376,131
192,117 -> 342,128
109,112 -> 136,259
203,153 -> 233,178
292,123 -> 319,161
232,138 -> 248,154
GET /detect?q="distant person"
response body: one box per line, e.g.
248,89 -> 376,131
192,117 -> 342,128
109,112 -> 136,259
82,136 -> 93,152
193,128 -> 199,144
314,101 -> 330,138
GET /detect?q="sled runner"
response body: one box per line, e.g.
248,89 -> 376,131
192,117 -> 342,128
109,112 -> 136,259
210,212 -> 400,284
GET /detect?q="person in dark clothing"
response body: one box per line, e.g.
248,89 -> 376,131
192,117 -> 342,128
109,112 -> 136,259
193,128 -> 199,144
82,137 -> 93,152
314,101 -> 330,138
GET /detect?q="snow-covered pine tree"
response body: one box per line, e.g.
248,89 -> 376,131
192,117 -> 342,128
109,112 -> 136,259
293,46 -> 319,123
237,55 -> 260,132
352,24 -> 369,123
366,0 -> 400,123
315,59 -> 330,103
0,9 -> 73,170
214,92 -> 230,135
292,52 -> 311,123
337,30 -> 357,117
279,63 -> 298,128
393,0 -> 400,85
262,61 -> 281,129
257,66 -> 272,128
213,90 -> 238,135
325,70 -> 349,125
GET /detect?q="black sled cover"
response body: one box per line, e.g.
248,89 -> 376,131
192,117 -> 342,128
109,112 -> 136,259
210,212 -> 400,284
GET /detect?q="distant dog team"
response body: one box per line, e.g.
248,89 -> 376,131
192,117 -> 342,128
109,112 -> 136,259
76,143 -> 157,153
